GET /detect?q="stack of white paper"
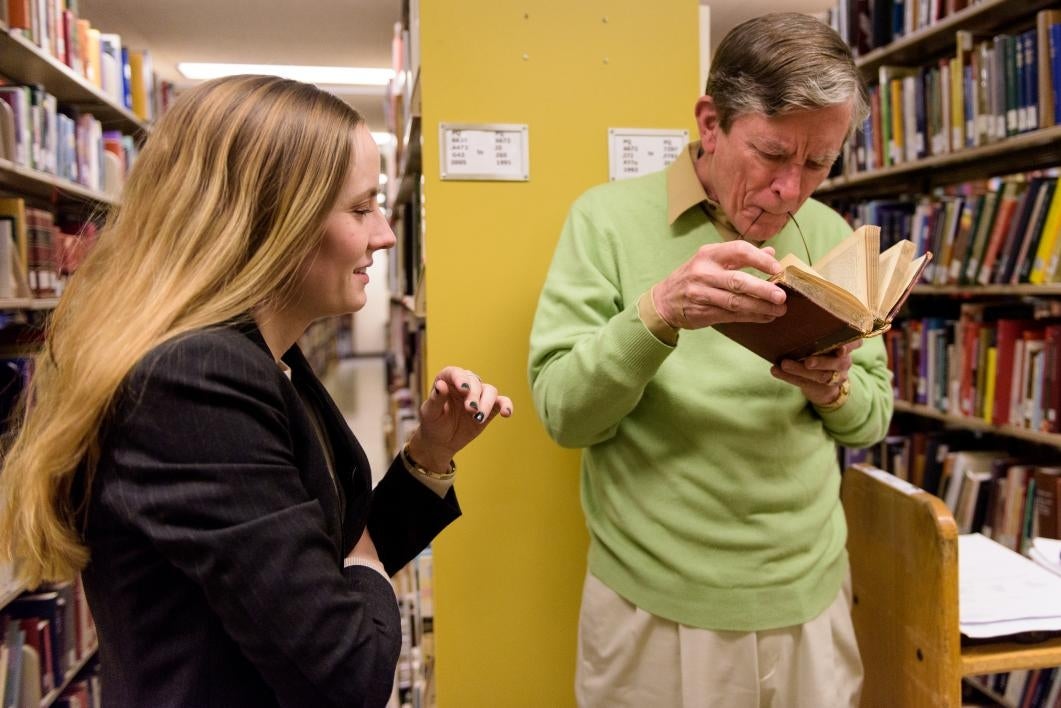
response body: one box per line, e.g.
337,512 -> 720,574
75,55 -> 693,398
959,533 -> 1061,639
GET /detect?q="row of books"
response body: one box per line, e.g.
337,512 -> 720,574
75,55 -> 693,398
842,12 -> 1061,174
835,172 -> 1061,287
1,577 -> 96,707
856,432 -> 1060,549
385,14 -> 416,181
968,666 -> 1061,708
0,83 -> 137,196
5,0 -> 174,122
393,550 -> 433,708
0,198 -> 98,299
828,0 -> 990,57
886,307 -> 1061,433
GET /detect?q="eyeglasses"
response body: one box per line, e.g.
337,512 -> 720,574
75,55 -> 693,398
737,209 -> 813,265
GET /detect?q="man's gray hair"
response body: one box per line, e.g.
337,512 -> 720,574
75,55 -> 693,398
706,12 -> 869,136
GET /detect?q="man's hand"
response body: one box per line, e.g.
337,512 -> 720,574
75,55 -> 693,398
652,241 -> 788,329
771,340 -> 861,406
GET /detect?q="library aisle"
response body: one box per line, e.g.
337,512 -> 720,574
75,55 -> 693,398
321,356 -> 389,485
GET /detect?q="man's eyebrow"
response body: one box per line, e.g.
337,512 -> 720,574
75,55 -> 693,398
754,138 -> 792,154
752,138 -> 837,164
809,151 -> 840,164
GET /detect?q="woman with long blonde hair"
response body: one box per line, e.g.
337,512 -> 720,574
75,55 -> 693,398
0,75 -> 512,707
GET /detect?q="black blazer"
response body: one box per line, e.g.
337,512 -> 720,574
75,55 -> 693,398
81,322 -> 460,708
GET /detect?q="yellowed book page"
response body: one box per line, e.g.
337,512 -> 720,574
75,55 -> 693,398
879,252 -> 930,320
813,225 -> 881,309
876,240 -> 915,317
776,252 -> 823,278
773,262 -> 873,323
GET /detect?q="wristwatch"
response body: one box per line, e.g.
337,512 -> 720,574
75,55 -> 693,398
816,378 -> 851,412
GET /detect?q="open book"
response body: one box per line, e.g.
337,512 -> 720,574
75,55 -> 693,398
715,225 -> 932,363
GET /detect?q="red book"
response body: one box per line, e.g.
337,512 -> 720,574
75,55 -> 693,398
993,319 -> 1036,426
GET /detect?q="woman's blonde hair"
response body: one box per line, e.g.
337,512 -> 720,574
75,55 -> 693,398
0,75 -> 365,586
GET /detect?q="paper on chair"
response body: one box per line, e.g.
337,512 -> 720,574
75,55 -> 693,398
959,533 -> 1061,639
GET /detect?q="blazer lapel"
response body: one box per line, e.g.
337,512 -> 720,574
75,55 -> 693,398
283,345 -> 372,551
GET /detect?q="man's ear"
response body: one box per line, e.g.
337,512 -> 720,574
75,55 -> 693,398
695,95 -> 721,154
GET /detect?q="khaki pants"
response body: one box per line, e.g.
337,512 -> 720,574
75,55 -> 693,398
575,572 -> 863,708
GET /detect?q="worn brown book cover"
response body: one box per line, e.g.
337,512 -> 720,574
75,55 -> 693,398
1035,467 -> 1061,539
715,225 -> 932,363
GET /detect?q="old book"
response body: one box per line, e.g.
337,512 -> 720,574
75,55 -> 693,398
716,225 -> 932,363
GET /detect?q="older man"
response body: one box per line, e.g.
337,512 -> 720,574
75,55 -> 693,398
529,12 -> 892,708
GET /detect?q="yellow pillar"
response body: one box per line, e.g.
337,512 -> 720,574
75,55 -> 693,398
420,2 -> 699,704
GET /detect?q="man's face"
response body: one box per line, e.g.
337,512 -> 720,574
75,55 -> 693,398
695,97 -> 852,242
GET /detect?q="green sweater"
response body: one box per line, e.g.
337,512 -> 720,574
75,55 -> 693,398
528,168 -> 893,631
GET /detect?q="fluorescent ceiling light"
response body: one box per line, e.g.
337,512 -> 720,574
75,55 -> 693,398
177,62 -> 394,86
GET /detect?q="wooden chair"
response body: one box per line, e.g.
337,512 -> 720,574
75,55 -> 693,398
840,463 -> 1061,707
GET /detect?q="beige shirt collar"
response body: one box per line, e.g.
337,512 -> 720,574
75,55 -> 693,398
666,141 -> 739,240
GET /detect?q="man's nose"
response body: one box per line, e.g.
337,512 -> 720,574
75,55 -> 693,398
770,164 -> 801,205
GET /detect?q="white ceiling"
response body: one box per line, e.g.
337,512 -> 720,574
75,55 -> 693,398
74,0 -> 835,133
708,0 -> 836,56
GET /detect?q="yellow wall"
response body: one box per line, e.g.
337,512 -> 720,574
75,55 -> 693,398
420,2 -> 699,704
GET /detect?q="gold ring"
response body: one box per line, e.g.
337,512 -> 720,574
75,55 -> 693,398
828,370 -> 840,385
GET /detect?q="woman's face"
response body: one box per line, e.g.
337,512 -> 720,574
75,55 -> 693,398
297,125 -> 396,318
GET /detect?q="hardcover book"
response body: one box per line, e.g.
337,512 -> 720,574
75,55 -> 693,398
716,225 -> 932,363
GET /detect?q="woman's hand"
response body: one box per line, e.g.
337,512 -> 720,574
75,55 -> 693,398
405,366 -> 513,473
770,340 -> 861,406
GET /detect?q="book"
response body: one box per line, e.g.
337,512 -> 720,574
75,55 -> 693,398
715,225 -> 931,363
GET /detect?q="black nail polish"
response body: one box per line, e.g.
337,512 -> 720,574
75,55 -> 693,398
469,401 -> 478,410
461,383 -> 470,390
474,411 -> 485,423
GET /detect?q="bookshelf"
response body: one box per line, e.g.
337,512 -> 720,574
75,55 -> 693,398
854,0 -> 1059,76
40,644 -> 98,708
392,73 -> 421,212
0,157 -> 118,207
0,21 -> 148,135
893,400 -> 1061,447
823,1 -> 1061,702
0,577 -> 100,708
818,124 -> 1061,197
0,297 -> 58,310
912,284 -> 1061,296
0,9 -> 164,706
384,5 -> 433,707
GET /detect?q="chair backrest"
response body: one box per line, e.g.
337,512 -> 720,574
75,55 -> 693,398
840,464 -> 962,707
